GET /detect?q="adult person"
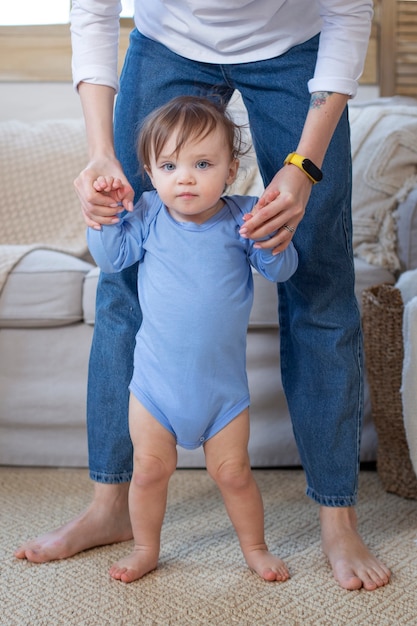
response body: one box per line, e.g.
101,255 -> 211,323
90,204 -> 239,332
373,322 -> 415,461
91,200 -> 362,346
15,0 -> 391,591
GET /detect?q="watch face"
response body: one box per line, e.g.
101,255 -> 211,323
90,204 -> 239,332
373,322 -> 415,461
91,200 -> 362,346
303,158 -> 323,182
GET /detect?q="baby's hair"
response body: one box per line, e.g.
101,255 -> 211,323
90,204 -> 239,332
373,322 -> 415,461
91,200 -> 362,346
138,95 -> 246,172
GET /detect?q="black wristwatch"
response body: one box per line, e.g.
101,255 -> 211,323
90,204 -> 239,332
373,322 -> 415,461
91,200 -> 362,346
284,152 -> 323,184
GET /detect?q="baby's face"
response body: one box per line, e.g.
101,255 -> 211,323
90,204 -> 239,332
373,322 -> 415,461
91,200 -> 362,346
146,127 -> 239,225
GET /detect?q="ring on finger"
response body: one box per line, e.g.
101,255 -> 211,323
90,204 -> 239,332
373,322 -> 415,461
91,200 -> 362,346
283,224 -> 295,234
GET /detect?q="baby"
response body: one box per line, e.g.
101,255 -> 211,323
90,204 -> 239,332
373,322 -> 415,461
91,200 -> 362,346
87,95 -> 298,583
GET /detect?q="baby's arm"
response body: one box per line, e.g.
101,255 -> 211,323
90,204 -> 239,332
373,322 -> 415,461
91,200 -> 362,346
249,240 -> 298,283
244,192 -> 298,283
87,191 -> 146,273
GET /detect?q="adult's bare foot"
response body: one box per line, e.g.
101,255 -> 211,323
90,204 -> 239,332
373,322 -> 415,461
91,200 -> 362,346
14,482 -> 132,563
320,506 -> 391,591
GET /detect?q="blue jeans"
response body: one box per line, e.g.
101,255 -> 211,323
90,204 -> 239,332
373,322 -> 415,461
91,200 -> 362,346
88,30 -> 362,506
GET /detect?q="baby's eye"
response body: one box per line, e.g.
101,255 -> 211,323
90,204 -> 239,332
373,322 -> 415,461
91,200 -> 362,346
196,161 -> 210,169
162,163 -> 175,171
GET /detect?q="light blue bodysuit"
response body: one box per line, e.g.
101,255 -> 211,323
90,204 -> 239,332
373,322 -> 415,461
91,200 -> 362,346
87,192 -> 298,449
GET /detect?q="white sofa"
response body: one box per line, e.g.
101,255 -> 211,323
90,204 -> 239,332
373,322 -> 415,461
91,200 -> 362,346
1,96 -> 417,468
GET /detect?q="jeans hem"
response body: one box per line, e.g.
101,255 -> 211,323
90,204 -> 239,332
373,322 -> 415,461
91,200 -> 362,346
89,470 -> 132,484
306,486 -> 357,508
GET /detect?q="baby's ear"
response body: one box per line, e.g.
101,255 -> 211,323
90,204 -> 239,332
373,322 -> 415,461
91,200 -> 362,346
144,164 -> 154,183
226,158 -> 240,185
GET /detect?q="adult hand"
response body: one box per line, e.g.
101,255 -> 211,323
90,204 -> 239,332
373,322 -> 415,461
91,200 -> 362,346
239,164 -> 313,254
74,157 -> 134,230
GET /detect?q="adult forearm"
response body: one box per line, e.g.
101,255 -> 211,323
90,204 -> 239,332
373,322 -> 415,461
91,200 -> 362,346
78,82 -> 117,162
295,91 -> 349,168
74,83 -> 134,228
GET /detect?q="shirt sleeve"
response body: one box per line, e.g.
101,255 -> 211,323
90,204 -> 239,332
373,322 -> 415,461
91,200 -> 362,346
248,243 -> 299,284
70,0 -> 122,92
308,0 -> 373,97
87,200 -> 149,273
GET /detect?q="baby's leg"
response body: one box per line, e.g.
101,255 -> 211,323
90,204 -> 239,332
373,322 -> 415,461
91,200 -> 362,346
109,395 -> 177,583
205,409 -> 289,582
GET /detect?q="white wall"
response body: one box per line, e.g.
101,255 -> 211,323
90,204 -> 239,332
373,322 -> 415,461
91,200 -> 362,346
0,82 -> 380,123
0,82 -> 82,121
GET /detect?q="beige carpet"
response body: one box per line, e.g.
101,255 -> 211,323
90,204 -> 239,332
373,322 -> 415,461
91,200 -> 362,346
1,467 -> 416,626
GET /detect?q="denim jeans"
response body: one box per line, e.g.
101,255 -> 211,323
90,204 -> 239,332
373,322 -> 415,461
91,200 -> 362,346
88,30 -> 362,506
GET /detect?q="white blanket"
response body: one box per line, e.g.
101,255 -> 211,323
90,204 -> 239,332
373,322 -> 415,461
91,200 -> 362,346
0,119 -> 89,294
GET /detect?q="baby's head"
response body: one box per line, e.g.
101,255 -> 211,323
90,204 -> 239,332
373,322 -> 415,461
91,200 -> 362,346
138,95 -> 245,173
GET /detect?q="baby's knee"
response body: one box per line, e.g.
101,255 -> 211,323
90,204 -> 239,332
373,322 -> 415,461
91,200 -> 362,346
132,454 -> 174,489
210,458 -> 252,492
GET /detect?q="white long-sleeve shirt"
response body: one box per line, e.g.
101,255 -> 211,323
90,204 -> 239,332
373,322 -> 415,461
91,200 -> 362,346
70,0 -> 373,97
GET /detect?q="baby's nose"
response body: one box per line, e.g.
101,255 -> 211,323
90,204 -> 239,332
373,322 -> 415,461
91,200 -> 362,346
177,168 -> 195,183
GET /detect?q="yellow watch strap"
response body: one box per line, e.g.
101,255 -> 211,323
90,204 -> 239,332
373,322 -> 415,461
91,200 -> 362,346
284,152 -> 320,184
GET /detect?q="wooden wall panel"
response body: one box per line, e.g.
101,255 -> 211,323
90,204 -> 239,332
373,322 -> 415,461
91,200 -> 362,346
395,0 -> 417,96
6,7 -> 416,95
0,25 -> 72,81
377,0 -> 417,97
0,21 -> 132,82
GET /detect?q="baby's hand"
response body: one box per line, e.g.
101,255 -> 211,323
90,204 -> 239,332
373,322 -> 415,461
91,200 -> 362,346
93,175 -> 122,194
92,175 -> 132,211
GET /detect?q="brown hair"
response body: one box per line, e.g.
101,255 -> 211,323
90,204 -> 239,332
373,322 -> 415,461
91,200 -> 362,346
138,95 -> 246,171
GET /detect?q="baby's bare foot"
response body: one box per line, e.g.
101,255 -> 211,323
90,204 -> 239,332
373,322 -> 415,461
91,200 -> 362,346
321,506 -> 391,591
109,547 -> 158,583
245,548 -> 290,582
14,484 -> 132,563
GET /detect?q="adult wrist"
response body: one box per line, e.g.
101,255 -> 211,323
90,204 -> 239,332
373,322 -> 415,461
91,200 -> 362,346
284,152 -> 323,184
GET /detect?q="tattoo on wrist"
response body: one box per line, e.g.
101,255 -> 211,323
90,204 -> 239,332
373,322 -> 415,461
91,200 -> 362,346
310,91 -> 334,110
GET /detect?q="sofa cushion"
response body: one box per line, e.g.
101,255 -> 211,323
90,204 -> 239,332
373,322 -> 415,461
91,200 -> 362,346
83,266 -> 100,325
250,271 -> 279,327
349,98 -> 417,272
0,249 -> 94,328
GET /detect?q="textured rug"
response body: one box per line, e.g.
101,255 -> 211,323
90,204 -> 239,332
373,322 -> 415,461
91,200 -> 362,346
1,467 -> 416,626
